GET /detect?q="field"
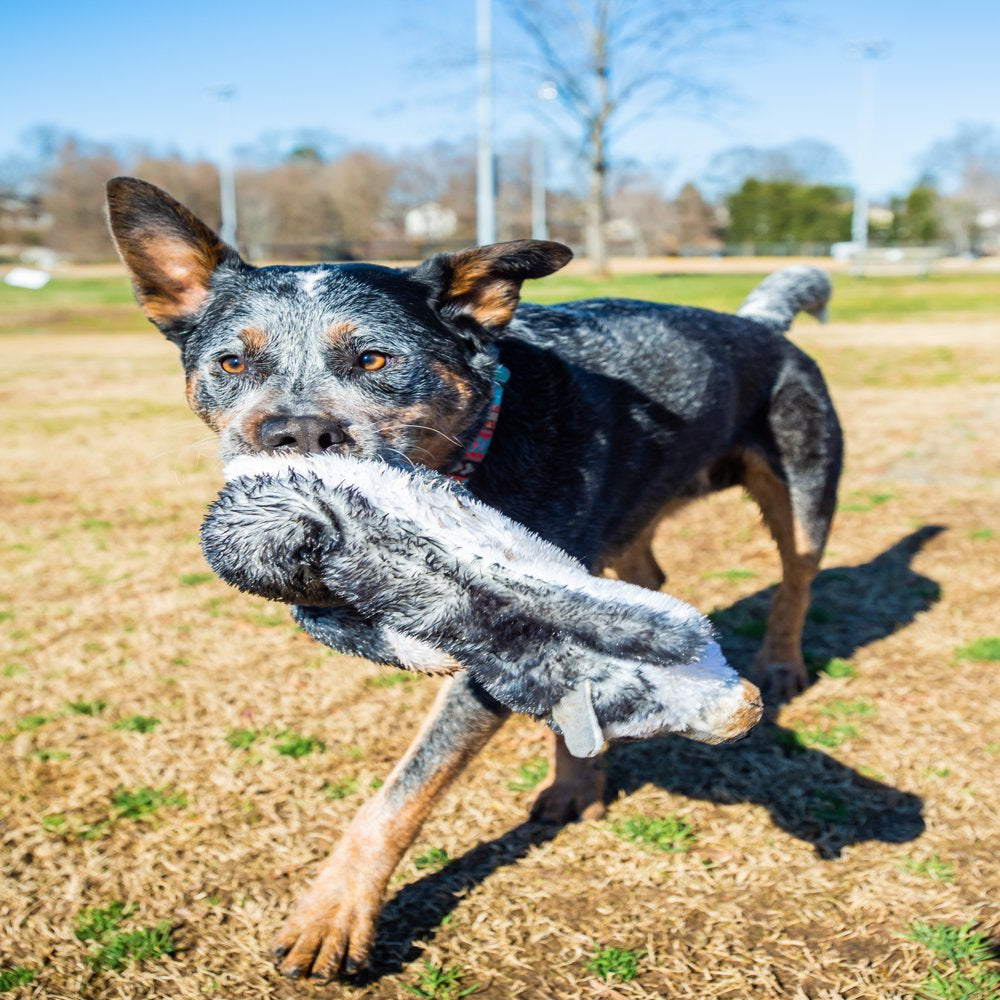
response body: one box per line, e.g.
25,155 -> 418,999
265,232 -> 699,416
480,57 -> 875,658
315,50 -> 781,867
1,265 -> 999,998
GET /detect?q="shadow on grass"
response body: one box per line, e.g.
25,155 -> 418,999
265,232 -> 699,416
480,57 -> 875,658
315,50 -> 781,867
361,527 -> 939,979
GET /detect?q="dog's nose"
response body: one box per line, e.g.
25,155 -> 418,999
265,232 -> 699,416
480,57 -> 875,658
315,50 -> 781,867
258,415 -> 350,455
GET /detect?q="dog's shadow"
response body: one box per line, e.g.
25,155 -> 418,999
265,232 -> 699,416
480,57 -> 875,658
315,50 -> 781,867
361,527 -> 940,979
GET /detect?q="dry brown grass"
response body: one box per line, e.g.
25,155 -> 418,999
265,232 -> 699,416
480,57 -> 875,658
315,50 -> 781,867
1,316 -> 998,998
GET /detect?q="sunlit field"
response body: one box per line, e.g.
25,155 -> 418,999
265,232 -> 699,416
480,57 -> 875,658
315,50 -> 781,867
1,265 -> 998,998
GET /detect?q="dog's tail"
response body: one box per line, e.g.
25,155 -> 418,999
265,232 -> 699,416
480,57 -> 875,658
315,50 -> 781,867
737,265 -> 832,335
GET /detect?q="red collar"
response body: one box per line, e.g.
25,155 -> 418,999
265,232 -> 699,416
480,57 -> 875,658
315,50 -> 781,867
447,363 -> 510,486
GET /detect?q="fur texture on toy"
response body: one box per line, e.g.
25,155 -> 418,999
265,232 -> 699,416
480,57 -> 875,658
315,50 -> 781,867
200,454 -> 763,756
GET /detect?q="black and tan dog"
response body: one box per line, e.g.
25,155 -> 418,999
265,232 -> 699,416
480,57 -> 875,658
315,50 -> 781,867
106,176 -> 842,980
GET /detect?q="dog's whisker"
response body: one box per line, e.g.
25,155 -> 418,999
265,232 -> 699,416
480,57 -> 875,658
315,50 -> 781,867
384,447 -> 416,469
148,434 -> 220,461
399,424 -> 463,448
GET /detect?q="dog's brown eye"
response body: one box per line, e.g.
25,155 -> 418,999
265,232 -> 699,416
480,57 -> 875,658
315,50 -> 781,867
219,355 -> 246,374
358,351 -> 388,372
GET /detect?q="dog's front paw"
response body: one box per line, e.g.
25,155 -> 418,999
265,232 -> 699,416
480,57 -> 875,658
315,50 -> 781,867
756,658 -> 809,702
529,755 -> 606,823
271,858 -> 386,979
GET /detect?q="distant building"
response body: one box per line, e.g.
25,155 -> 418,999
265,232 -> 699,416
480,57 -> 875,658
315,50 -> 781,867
405,203 -> 457,241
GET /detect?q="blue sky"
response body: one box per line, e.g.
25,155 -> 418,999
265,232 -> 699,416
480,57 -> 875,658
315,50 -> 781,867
2,0 -> 998,198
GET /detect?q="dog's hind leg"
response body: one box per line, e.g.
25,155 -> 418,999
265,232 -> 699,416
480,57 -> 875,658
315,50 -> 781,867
272,671 -> 508,980
742,367 -> 842,700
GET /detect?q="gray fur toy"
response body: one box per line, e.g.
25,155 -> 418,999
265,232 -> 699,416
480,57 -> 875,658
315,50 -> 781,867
201,455 -> 762,757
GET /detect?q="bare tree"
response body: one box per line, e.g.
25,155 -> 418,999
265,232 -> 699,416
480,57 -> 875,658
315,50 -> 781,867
505,0 -> 780,273
918,122 -> 1000,253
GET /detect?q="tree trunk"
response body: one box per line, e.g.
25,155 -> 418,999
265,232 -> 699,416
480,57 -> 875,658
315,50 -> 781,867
585,126 -> 609,276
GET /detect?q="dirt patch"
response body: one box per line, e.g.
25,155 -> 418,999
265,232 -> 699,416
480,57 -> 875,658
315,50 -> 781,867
1,325 -> 998,998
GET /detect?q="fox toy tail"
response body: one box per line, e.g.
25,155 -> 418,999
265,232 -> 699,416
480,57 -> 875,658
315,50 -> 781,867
737,265 -> 832,334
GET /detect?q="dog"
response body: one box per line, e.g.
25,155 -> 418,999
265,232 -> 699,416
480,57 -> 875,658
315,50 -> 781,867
106,176 -> 842,980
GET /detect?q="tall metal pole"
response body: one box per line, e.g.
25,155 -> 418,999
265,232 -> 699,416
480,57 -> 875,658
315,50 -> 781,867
531,82 -> 557,240
850,42 -> 889,250
212,86 -> 238,247
531,131 -> 547,239
476,0 -> 496,246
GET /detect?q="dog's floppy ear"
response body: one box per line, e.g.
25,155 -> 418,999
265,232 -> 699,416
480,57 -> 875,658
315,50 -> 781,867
411,240 -> 572,334
106,176 -> 244,340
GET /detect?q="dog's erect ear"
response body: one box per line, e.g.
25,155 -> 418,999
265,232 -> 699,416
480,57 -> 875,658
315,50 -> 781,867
106,176 -> 243,339
411,240 -> 572,334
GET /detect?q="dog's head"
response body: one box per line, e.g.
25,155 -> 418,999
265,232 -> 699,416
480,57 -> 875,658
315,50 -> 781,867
106,177 -> 571,467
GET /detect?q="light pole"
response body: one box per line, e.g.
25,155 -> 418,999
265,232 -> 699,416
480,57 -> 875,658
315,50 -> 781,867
210,85 -> 238,247
531,81 -> 557,240
850,42 -> 889,250
476,0 -> 496,246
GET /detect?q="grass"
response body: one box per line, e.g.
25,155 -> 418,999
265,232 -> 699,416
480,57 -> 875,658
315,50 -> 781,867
788,722 -> 861,750
905,921 -> 1000,999
323,777 -> 359,800
819,657 -> 858,679
955,637 -> 1000,662
67,699 -> 107,715
0,966 -> 37,991
413,846 -> 450,872
366,670 -> 415,688
402,960 -> 479,998
611,814 -> 697,853
273,731 -> 326,758
901,854 -> 956,881
225,727 -> 258,750
506,756 -> 549,792
5,269 -> 1000,341
76,903 -> 175,974
2,285 -> 999,996
586,946 -> 644,983
112,786 -> 186,820
817,699 -> 877,719
523,270 -> 1000,323
113,714 -> 161,733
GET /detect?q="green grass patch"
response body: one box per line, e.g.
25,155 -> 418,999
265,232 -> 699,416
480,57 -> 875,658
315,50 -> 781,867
793,722 -> 860,749
901,853 -> 956,882
955,637 -> 1000,662
225,728 -> 258,750
704,568 -> 758,581
112,786 -> 186,820
413,846 -> 450,872
366,670 -> 414,688
76,901 -> 137,942
906,921 -> 1000,999
113,715 -> 161,734
323,777 -> 359,800
179,572 -> 215,587
521,271 -> 1000,324
0,966 -> 37,991
817,699 -> 877,719
819,657 -> 857,679
68,699 -> 107,716
506,756 -> 549,792
32,748 -> 70,761
403,959 -> 480,998
612,814 -> 697,853
75,902 -> 175,973
273,731 -> 326,758
586,945 -> 644,982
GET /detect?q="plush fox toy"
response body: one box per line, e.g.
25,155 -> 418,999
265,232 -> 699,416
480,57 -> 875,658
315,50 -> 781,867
201,454 -> 762,757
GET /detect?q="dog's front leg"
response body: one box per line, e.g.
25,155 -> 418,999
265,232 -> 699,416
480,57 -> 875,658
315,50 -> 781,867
272,670 -> 509,980
530,730 -> 607,823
